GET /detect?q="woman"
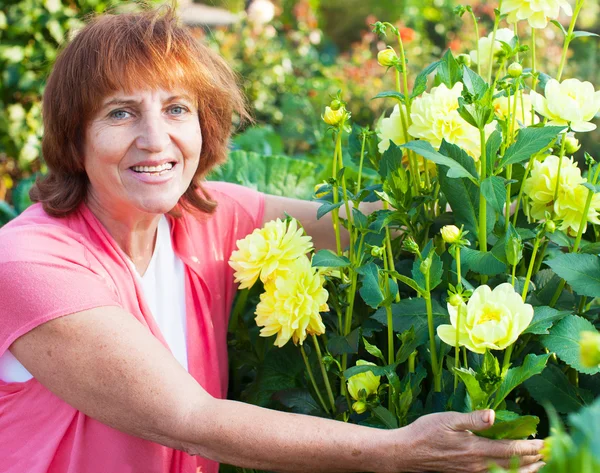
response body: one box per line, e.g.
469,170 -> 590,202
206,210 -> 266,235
0,7 -> 544,473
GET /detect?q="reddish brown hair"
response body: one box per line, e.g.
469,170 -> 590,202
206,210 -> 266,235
31,5 -> 249,216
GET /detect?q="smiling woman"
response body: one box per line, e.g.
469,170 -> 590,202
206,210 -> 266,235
0,5 -> 545,473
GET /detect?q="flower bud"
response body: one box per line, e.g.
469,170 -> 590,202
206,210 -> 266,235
330,99 -> 342,111
441,225 -> 461,244
563,134 -> 581,155
314,182 -> 329,199
580,331 -> 600,368
448,293 -> 464,307
545,219 -> 557,234
456,53 -> 471,68
370,246 -> 385,258
322,106 -> 345,126
352,401 -> 368,414
508,62 -> 523,78
505,234 -> 523,266
377,48 -> 397,67
403,237 -> 420,255
419,256 -> 432,275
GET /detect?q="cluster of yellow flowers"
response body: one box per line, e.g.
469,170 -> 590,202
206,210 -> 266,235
501,0 -> 572,28
229,218 -> 329,347
523,155 -> 600,234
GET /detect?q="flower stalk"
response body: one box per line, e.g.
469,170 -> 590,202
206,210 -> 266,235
312,334 -> 336,413
478,127 -> 488,252
556,0 -> 585,82
300,345 -> 330,414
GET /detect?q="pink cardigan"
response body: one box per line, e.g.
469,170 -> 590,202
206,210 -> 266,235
0,181 -> 265,473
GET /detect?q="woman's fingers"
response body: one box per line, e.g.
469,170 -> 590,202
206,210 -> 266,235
478,438 -> 545,458
518,461 -> 546,473
488,454 -> 543,469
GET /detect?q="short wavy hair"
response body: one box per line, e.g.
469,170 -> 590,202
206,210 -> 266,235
31,5 -> 249,217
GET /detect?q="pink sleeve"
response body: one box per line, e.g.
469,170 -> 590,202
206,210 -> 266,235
0,227 -> 121,357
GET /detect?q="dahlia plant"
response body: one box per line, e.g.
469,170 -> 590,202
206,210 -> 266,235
229,0 -> 600,469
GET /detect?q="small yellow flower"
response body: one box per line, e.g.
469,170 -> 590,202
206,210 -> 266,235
377,104 -> 409,153
377,48 -> 397,67
530,79 -> 600,132
562,133 -> 580,155
229,218 -> 313,289
501,0 -> 572,28
322,106 -> 345,126
580,331 -> 600,368
408,83 -> 496,160
493,93 -> 539,127
347,360 -> 380,405
254,257 -> 328,347
437,283 -> 534,353
441,225 -> 461,244
469,28 -> 515,66
352,401 -> 368,414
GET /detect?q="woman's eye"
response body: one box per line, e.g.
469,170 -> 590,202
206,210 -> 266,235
110,110 -> 131,120
169,105 -> 188,115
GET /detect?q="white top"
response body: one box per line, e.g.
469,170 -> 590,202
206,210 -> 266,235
0,216 -> 188,382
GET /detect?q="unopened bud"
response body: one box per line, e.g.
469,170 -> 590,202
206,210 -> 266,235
403,237 -> 420,255
377,48 -> 397,67
580,331 -> 600,368
505,235 -> 523,266
441,225 -> 461,244
419,256 -> 432,275
330,99 -> 342,111
448,293 -> 464,307
456,53 -> 471,68
563,134 -> 581,155
545,219 -> 557,234
508,62 -> 523,78
352,401 -> 368,414
370,246 -> 385,258
322,105 -> 345,126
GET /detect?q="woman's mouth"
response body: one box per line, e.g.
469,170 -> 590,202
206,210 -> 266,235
130,162 -> 175,175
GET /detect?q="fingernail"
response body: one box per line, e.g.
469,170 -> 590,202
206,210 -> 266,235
481,410 -> 490,423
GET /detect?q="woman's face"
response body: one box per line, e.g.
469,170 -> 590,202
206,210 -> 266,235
83,88 -> 202,217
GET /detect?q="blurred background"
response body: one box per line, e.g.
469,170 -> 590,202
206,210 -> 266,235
0,0 -> 598,223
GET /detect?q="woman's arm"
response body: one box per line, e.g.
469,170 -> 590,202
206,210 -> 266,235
11,306 -> 543,472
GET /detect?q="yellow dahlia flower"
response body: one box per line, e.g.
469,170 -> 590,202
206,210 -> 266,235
254,257 -> 328,347
501,0 -> 572,28
347,360 -> 381,413
530,79 -> 600,132
377,104 -> 409,153
493,93 -> 539,127
229,218 -> 313,289
523,155 -> 600,234
408,83 -> 496,160
437,283 -> 534,354
441,225 -> 461,244
469,28 -> 515,66
580,331 -> 600,369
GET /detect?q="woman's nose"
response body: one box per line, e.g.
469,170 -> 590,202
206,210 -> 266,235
135,114 -> 170,153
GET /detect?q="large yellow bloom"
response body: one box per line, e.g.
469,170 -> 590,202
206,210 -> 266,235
530,79 -> 600,132
437,283 -> 533,354
469,28 -> 515,66
501,0 -> 572,28
408,83 -> 496,160
254,257 -> 328,347
229,218 -> 313,289
377,104 -> 409,153
523,155 -> 600,234
493,93 -> 539,127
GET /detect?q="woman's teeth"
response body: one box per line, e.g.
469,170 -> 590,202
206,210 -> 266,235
131,162 -> 174,173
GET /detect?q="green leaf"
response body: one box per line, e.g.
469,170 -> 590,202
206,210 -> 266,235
571,31 -> 600,39
455,367 -> 489,409
497,126 -> 566,169
357,262 -> 385,309
461,247 -> 508,275
476,411 -> 539,440
372,90 -> 405,102
523,306 -> 571,335
550,19 -> 568,36
371,406 -> 399,429
363,337 -> 386,364
379,141 -> 403,179
546,253 -> 600,298
232,125 -> 284,156
412,240 -> 443,291
272,389 -> 326,415
401,140 -> 478,184
436,49 -> 462,88
384,270 -> 423,294
208,150 -> 319,199
486,130 -> 503,176
462,66 -> 488,99
493,354 -> 551,409
0,201 -> 18,226
581,242 -> 600,255
569,396 -> 600,460
311,249 -> 351,268
411,60 -> 441,98
316,201 -> 344,220
11,176 -> 35,214
344,363 -> 395,379
542,315 -> 600,375
481,176 -> 506,215
524,364 -> 589,414
327,328 -> 360,355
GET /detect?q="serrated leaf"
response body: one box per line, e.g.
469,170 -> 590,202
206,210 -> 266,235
524,364 -> 588,414
462,66 -> 488,98
497,126 -> 566,169
311,249 -> 351,268
363,337 -> 386,363
358,262 -> 385,309
546,253 -> 600,298
493,354 -> 550,409
379,142 -> 404,179
372,90 -> 405,102
455,367 -> 489,409
401,140 -> 478,184
436,49 -> 462,87
327,328 -> 360,355
481,176 -> 506,214
461,247 -> 508,275
486,130 -> 502,176
316,201 -> 344,220
384,270 -> 423,294
476,411 -> 539,440
272,389 -> 326,415
523,306 -> 571,335
371,405 -> 399,429
411,60 -> 441,98
542,315 -> 600,375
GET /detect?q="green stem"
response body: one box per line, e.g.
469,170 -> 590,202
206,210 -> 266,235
462,347 -> 468,369
454,303 -> 463,392
532,240 -> 549,274
556,0 -> 585,81
425,276 -> 441,392
229,288 -> 249,332
522,235 -> 543,302
486,0 -> 503,83
530,29 -> 537,125
408,351 -> 417,373
394,69 -> 420,195
513,154 -> 536,226
552,134 -> 568,205
469,8 -> 481,77
456,247 -> 462,285
511,262 -> 517,287
355,131 -> 367,195
478,127 -> 488,252
312,335 -> 336,413
578,295 -> 588,314
502,343 -> 514,375
331,129 -> 343,256
382,202 -> 400,302
300,345 -> 330,414
505,165 -> 513,233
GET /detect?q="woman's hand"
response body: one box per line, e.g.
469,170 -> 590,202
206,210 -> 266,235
396,410 -> 545,473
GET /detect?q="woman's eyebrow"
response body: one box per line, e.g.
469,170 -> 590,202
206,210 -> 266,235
100,95 -> 194,109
